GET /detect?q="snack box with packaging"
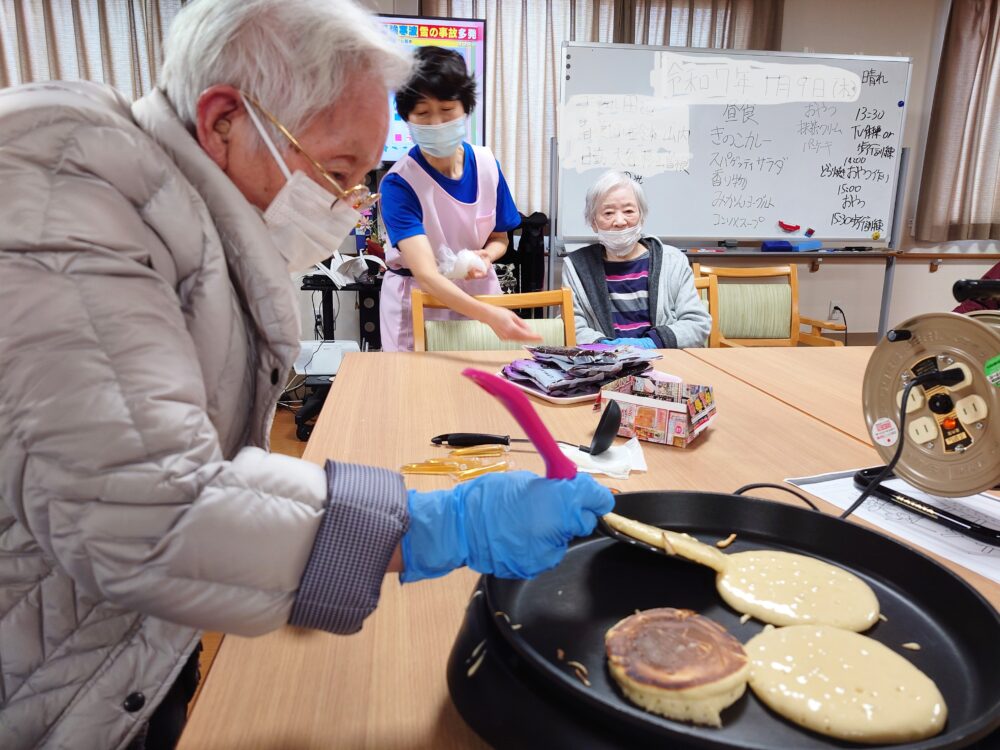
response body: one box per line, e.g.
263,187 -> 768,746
598,372 -> 716,448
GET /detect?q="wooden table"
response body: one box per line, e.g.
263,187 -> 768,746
687,346 -> 874,444
180,349 -> 998,749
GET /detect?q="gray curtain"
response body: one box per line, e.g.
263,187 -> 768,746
615,0 -> 781,48
0,0 -> 185,98
418,0 -> 783,213
915,0 -> 1000,242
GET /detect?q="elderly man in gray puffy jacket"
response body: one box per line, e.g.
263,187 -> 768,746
0,1 -> 613,748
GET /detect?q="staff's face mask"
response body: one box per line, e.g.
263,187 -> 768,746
407,115 -> 467,158
598,224 -> 644,258
241,93 -> 377,274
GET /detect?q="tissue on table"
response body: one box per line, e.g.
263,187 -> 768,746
558,437 -> 646,479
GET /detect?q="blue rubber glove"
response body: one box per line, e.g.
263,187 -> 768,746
400,471 -> 615,582
603,336 -> 658,349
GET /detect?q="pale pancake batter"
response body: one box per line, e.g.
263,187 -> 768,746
746,625 -> 947,744
717,550 -> 880,631
602,513 -> 880,630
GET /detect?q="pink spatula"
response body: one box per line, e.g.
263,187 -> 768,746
462,368 -> 577,480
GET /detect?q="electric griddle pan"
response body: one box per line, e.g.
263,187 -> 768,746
447,491 -> 1000,749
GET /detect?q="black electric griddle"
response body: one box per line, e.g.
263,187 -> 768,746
447,491 -> 1000,749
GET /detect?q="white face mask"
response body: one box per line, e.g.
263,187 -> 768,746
242,94 -> 361,274
598,224 -> 644,258
408,116 -> 467,158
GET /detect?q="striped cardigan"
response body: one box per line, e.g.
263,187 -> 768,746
562,237 -> 711,348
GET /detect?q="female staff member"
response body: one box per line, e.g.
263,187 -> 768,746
379,46 -> 541,351
563,171 -> 711,349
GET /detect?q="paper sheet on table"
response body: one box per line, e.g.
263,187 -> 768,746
786,469 -> 1000,585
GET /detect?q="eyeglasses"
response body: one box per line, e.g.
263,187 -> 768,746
242,93 -> 379,211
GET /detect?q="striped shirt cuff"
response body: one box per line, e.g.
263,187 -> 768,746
289,461 -> 409,634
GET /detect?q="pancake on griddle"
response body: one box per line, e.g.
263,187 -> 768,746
746,625 -> 947,744
605,608 -> 749,727
603,512 -> 881,631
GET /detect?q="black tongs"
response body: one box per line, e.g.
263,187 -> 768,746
853,467 -> 1000,546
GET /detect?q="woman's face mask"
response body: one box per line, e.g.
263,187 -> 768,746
598,224 -> 644,258
242,93 -> 368,274
594,185 -> 644,258
407,116 -> 467,158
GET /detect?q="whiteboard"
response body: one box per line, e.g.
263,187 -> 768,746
557,43 -> 911,243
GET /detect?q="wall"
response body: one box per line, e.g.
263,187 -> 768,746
781,0 -> 998,330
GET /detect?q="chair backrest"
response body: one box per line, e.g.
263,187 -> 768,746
411,288 -> 576,352
692,275 -> 721,348
693,264 -> 800,346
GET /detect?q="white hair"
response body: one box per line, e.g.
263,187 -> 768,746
160,0 -> 412,134
584,171 -> 648,229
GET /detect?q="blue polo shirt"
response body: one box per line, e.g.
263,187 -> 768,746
379,143 -> 521,247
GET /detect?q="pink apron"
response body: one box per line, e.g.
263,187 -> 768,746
380,144 -> 502,351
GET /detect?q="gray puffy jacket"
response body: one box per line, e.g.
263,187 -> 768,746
0,81 -> 405,749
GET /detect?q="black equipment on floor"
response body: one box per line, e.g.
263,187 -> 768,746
300,273 -> 382,351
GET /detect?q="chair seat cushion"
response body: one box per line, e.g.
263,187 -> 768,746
718,284 -> 792,339
424,318 -> 566,352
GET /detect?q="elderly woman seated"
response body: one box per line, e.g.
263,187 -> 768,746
562,171 -> 711,349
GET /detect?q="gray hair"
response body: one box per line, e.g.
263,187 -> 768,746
584,171 -> 648,229
160,0 -> 412,134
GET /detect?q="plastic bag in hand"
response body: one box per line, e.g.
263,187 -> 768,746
438,246 -> 487,280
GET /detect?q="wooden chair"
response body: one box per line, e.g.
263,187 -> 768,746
411,288 -> 576,352
691,264 -> 845,347
693,275 -> 722,348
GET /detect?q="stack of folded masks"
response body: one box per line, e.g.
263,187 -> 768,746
502,344 -> 661,397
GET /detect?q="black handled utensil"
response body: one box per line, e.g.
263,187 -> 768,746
853,467 -> 1000,546
432,399 -> 623,456
431,433 -> 529,447
586,399 -> 621,455
597,515 -> 670,556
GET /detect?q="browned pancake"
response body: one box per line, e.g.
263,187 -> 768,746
606,608 -> 748,690
605,608 -> 750,727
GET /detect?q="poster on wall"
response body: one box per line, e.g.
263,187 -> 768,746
378,15 -> 486,162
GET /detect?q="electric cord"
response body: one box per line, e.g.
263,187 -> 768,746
300,291 -> 325,375
831,305 -> 848,346
332,288 -> 340,338
839,368 -> 962,519
735,370 -> 964,520
277,374 -> 308,410
301,287 -> 341,375
733,483 -> 821,511
283,374 -> 306,395
312,290 -> 322,339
